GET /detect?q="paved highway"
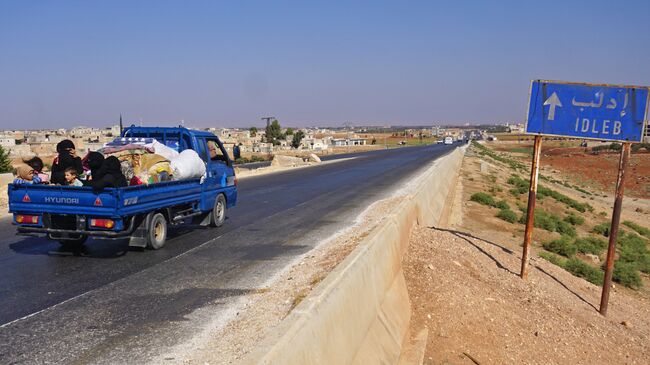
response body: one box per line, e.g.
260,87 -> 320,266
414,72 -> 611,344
0,143 -> 458,364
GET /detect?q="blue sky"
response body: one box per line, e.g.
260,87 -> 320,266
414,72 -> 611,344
1,0 -> 649,129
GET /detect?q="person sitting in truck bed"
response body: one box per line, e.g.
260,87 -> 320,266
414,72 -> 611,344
85,153 -> 127,191
51,140 -> 83,185
13,165 -> 37,184
23,156 -> 49,184
64,167 -> 83,187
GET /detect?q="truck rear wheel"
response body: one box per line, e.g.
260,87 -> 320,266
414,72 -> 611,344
146,213 -> 167,250
210,194 -> 226,227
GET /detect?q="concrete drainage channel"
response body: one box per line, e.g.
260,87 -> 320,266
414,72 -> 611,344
243,146 -> 468,365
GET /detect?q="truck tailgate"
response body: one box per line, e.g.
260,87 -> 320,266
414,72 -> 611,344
8,184 -> 119,217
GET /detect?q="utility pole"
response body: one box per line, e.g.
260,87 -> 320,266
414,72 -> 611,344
261,116 -> 276,146
261,117 -> 275,130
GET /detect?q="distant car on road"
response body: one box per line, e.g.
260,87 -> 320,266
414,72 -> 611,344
444,137 -> 453,145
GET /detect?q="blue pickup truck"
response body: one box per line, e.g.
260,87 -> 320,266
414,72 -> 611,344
8,126 -> 237,250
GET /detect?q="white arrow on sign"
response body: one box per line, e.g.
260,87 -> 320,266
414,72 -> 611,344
543,92 -> 562,121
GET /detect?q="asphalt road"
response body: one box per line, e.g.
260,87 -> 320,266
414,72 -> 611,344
0,143 -> 458,364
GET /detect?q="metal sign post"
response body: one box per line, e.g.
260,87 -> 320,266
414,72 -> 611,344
520,135 -> 542,279
599,142 -> 632,315
523,80 -> 648,315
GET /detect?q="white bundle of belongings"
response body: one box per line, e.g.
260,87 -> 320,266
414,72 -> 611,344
99,137 -> 206,185
170,149 -> 206,180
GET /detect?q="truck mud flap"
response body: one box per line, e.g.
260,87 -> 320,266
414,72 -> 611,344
128,215 -> 149,248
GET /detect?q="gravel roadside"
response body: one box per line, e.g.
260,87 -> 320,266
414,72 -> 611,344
404,225 -> 650,365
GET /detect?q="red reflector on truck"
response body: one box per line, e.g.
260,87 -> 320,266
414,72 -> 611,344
15,214 -> 39,224
94,197 -> 103,206
90,219 -> 114,229
22,194 -> 31,203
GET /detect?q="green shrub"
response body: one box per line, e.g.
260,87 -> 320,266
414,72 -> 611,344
0,145 -> 11,173
617,233 -> 650,274
563,213 -> 585,226
517,209 -> 565,233
592,222 -> 610,237
507,175 -> 529,194
515,202 -> 526,212
573,186 -> 592,196
564,258 -> 603,286
556,221 -> 577,237
574,236 -> 607,255
495,200 -> 510,210
535,211 -> 560,232
538,186 -> 593,212
470,192 -> 496,207
631,143 -> 650,153
613,261 -> 642,289
496,209 -> 518,223
593,143 -> 623,152
488,186 -> 503,195
543,236 -> 577,257
622,221 -> 650,239
539,251 -> 567,267
472,142 -> 526,171
508,175 -> 593,212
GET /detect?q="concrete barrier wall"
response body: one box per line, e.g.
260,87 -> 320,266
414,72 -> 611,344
244,146 -> 467,365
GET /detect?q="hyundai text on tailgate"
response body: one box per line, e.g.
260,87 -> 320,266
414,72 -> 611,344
8,126 -> 237,250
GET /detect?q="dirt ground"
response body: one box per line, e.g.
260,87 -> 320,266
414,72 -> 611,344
404,142 -> 650,364
493,141 -> 650,199
404,225 -> 650,365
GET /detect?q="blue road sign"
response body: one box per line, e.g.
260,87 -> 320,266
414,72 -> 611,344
526,80 -> 649,142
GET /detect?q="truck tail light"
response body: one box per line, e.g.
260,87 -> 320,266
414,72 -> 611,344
90,219 -> 115,229
16,214 -> 39,224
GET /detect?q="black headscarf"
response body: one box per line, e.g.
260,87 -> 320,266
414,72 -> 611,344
90,156 -> 127,192
56,139 -> 75,154
23,156 -> 44,172
51,140 -> 83,185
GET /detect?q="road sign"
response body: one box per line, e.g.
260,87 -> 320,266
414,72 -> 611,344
526,80 -> 649,142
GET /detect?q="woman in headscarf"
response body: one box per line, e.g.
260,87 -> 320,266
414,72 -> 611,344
51,140 -> 83,185
13,165 -> 36,184
88,155 -> 127,192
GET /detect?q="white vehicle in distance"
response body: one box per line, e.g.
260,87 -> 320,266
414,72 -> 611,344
443,136 -> 453,145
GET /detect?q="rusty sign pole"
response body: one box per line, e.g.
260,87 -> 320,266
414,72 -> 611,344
599,142 -> 632,316
520,135 -> 543,279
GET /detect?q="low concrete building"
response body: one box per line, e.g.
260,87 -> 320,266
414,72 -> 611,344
301,138 -> 329,150
331,138 -> 367,146
0,135 -> 16,148
8,144 -> 32,158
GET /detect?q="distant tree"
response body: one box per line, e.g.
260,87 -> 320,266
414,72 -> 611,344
249,127 -> 258,137
285,127 -> 294,136
291,131 -> 305,149
371,138 -> 377,145
0,146 -> 11,173
266,120 -> 282,145
15,139 -> 22,145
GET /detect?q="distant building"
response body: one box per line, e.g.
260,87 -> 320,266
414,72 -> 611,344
331,138 -> 367,146
0,135 -> 16,148
8,144 -> 32,158
301,138 -> 329,150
